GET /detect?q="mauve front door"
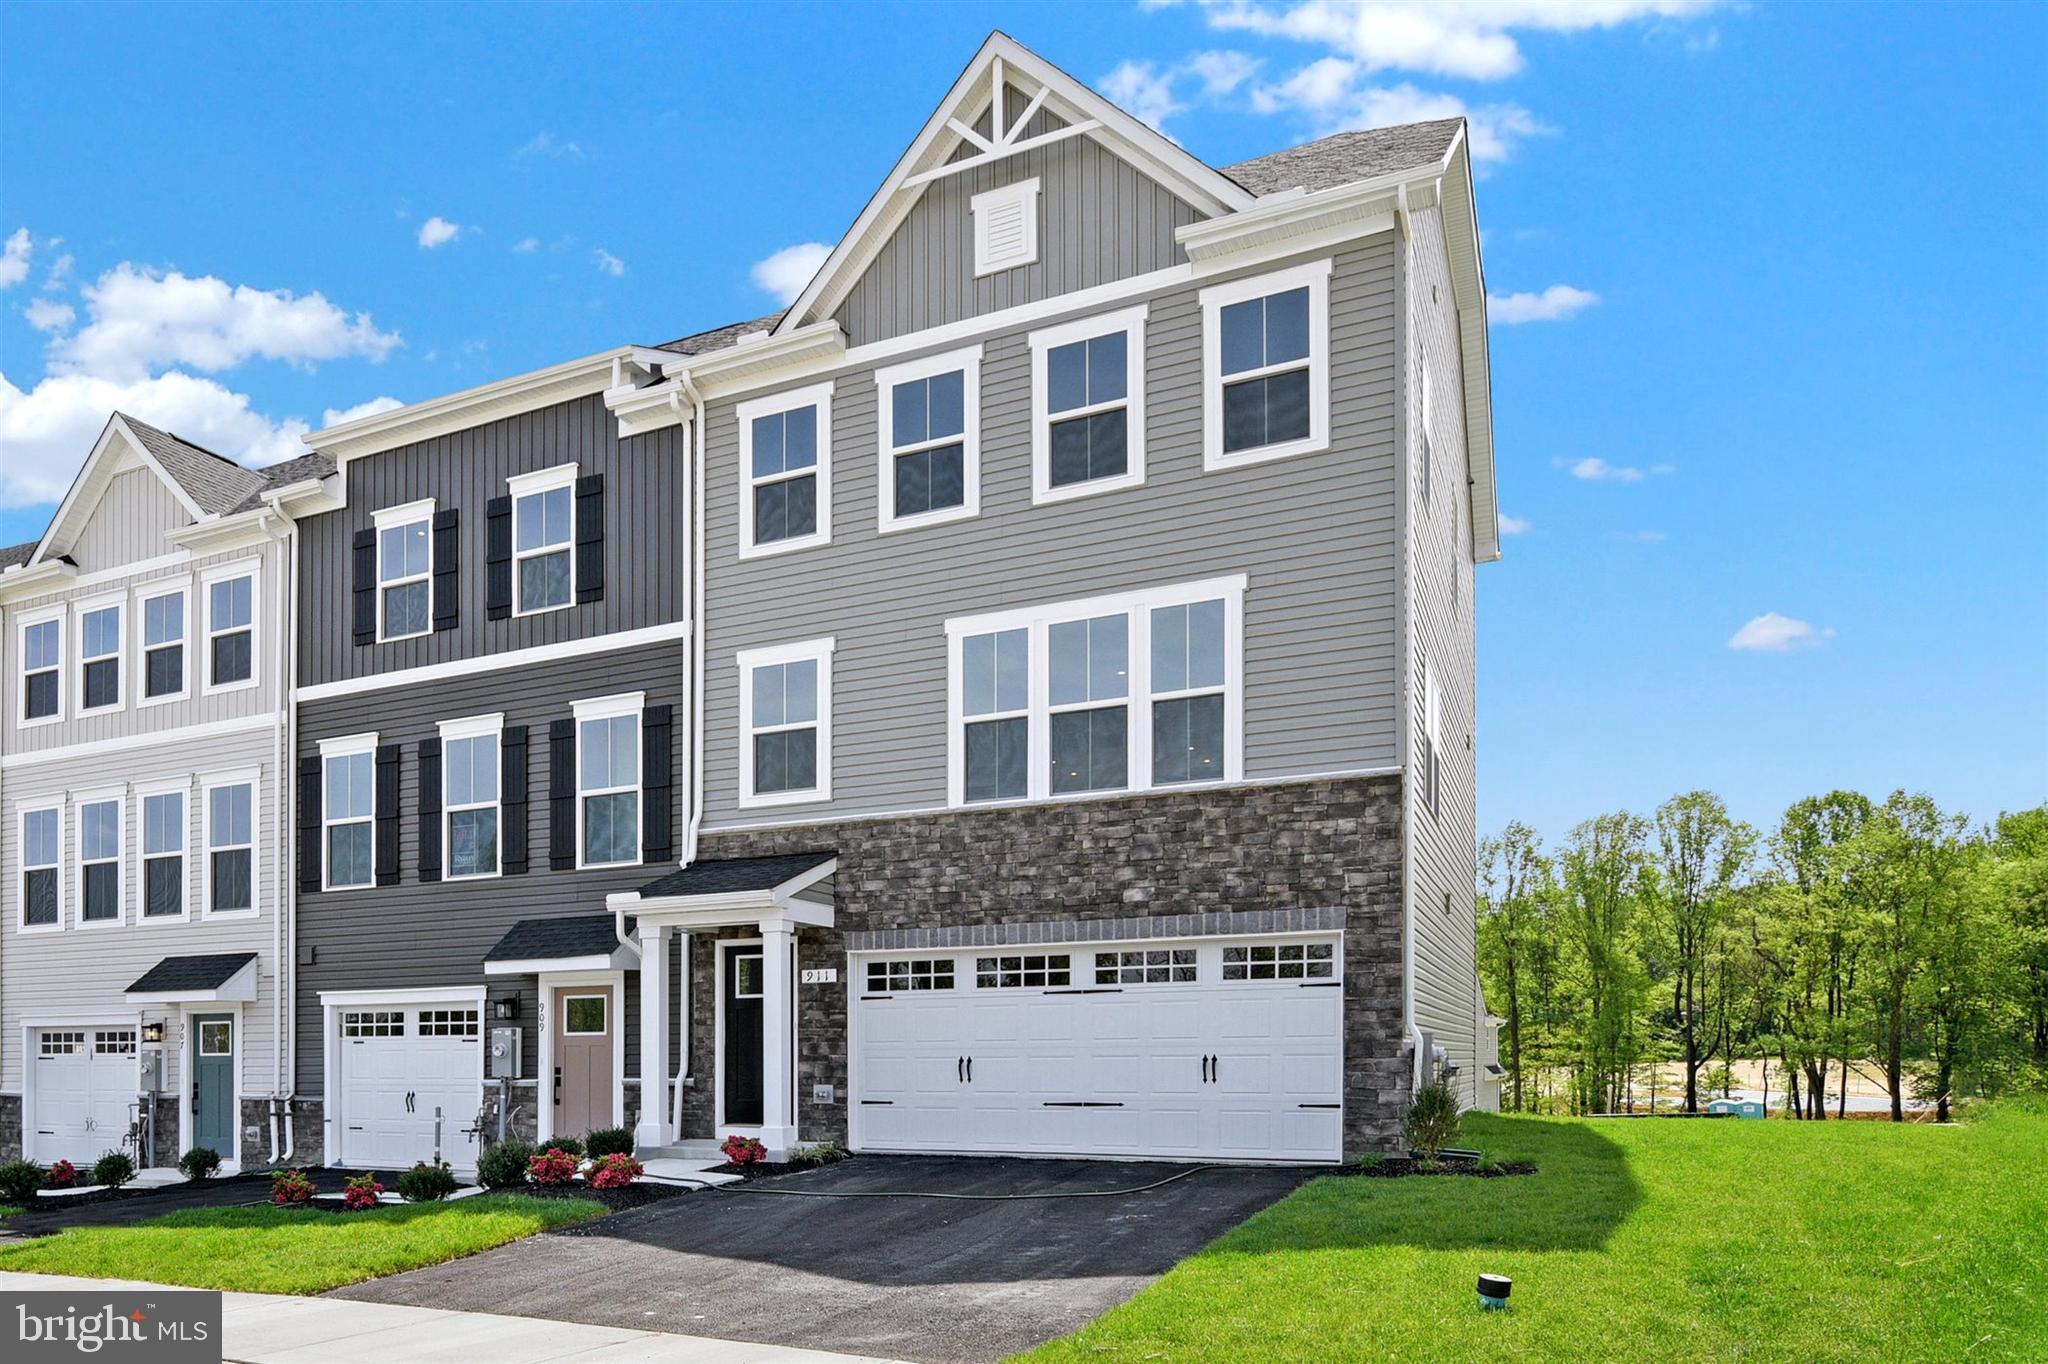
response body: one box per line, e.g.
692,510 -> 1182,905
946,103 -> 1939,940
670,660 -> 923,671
553,986 -> 614,1137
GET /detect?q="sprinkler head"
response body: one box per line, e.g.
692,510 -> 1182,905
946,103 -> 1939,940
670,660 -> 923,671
1478,1273 -> 1512,1310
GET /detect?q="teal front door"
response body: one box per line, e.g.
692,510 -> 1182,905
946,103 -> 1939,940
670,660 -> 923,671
192,1015 -> 234,1158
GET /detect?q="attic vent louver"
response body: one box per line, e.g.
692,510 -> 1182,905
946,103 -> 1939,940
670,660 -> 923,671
972,178 -> 1040,277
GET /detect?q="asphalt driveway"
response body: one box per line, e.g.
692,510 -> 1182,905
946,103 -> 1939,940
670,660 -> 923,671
334,1155 -> 1314,1363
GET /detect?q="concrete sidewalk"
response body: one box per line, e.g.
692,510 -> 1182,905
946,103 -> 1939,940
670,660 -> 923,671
0,1272 -> 902,1363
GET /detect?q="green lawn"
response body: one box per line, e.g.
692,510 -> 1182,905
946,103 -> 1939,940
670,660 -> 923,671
1026,1099 -> 2048,1363
0,1194 -> 604,1295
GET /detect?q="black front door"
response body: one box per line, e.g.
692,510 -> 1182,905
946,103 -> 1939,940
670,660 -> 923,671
723,945 -> 765,1126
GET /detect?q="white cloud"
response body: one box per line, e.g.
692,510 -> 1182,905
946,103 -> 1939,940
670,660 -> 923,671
1488,284 -> 1598,323
49,264 -> 400,383
1200,0 -> 1720,82
43,253 -> 74,291
512,237 -> 540,254
514,133 -> 585,163
417,216 -> 463,249
593,248 -> 627,278
1566,457 -> 1642,482
0,228 -> 30,289
1248,69 -> 1549,163
23,297 -> 74,333
1496,511 -> 1532,535
1098,51 -> 1264,132
320,395 -> 405,428
1102,60 -> 1188,130
749,242 -> 830,305
1189,49 -> 1263,96
1728,612 -> 1833,652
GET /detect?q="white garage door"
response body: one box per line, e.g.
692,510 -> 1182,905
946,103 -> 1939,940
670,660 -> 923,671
31,1028 -> 138,1166
852,937 -> 1344,1163
336,1005 -> 482,1171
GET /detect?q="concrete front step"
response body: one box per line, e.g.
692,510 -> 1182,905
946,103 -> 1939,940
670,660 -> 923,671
640,1141 -> 728,1162
640,1156 -> 742,1188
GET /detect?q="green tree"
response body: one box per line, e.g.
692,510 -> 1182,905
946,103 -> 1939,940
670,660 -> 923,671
1558,811 -> 1652,1113
1477,823 -> 1553,1112
1651,791 -> 1756,1111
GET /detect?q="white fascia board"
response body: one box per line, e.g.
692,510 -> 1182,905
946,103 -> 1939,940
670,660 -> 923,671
307,348 -> 630,464
127,960 -> 260,1005
1176,164 -> 1443,265
1433,132 -> 1499,565
484,947 -> 638,977
32,414 -> 205,566
166,507 -> 285,554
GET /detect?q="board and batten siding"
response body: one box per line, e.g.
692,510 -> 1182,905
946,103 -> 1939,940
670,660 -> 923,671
0,724 -> 285,1098
1404,203 -> 1481,1104
297,393 -> 687,688
68,470 -> 189,574
702,236 -> 1400,828
834,102 -> 1206,348
292,642 -> 687,1096
2,537 -> 289,756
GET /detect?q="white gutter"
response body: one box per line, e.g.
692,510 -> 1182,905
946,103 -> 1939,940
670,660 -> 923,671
271,501 -> 301,1162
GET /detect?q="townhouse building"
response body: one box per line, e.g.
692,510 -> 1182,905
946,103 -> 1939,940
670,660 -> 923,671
0,415 -> 326,1171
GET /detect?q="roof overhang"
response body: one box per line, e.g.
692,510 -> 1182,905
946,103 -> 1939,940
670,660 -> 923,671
30,414 -> 207,568
305,348 -> 630,465
1435,129 -> 1500,564
608,856 -> 839,932
483,946 -> 639,978
124,955 -> 259,1005
612,322 -> 850,437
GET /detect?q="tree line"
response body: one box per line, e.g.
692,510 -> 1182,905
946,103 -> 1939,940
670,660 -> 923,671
1477,791 -> 2048,1121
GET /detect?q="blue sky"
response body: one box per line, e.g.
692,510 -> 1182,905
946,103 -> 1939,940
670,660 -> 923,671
1,1 -> 2042,844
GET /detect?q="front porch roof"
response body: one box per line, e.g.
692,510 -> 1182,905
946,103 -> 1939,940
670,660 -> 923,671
125,952 -> 258,1004
483,914 -> 642,976
608,851 -> 838,931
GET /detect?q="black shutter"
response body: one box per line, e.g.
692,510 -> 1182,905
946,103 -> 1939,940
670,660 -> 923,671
502,725 -> 530,875
351,527 -> 377,646
549,718 -> 576,870
431,508 -> 460,633
297,755 -> 323,893
374,744 -> 401,886
486,496 -> 513,620
417,737 -> 442,883
574,473 -> 605,605
642,704 -> 673,864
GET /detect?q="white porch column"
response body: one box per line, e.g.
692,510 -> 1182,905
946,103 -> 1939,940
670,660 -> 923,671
759,920 -> 798,1158
635,922 -> 671,1149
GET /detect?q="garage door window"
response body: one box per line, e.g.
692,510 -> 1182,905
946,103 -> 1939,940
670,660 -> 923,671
419,1009 -> 480,1037
866,959 -> 955,993
95,1030 -> 135,1055
40,1031 -> 83,1056
1094,948 -> 1197,985
343,1011 -> 405,1038
975,954 -> 1071,989
1222,942 -> 1336,981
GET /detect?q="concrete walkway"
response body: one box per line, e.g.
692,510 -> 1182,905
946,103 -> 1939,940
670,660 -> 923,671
0,1272 -> 902,1363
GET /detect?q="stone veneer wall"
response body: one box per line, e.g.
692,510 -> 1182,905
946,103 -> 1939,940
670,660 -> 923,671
687,774 -> 1412,1158
0,1095 -> 19,1162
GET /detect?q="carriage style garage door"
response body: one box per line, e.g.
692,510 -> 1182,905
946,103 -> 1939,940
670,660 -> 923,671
334,1004 -> 483,1170
852,936 -> 1344,1163
30,1027 -> 138,1165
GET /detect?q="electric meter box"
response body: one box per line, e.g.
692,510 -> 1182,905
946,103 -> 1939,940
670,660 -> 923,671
487,1027 -> 522,1079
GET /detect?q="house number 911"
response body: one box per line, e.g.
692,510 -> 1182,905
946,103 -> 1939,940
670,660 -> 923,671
800,968 -> 838,985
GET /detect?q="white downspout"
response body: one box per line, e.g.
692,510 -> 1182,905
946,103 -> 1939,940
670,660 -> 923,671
1395,208 -> 1426,1093
677,377 -> 706,1126
278,510 -> 300,1162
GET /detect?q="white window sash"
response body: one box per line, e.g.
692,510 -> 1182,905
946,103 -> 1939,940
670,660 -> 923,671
440,713 -> 506,880
75,595 -> 125,715
18,804 -> 64,933
18,608 -> 65,728
74,791 -> 125,929
200,560 -> 261,695
1029,305 -> 1148,505
135,580 -> 192,707
320,733 -> 378,891
372,499 -> 436,642
508,463 -> 578,616
573,692 -> 644,868
736,638 -> 835,808
137,783 -> 189,922
736,382 -> 834,559
1199,258 -> 1333,471
875,346 -> 982,533
201,771 -> 260,917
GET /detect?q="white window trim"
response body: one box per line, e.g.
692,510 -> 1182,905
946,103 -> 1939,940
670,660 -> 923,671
507,463 -> 579,617
944,576 -> 1247,809
17,801 -> 64,934
736,637 -> 835,810
874,346 -> 983,534
136,576 -> 193,708
573,691 -> 645,869
371,498 -> 436,642
136,777 -> 192,924
74,591 -> 127,717
560,993 -> 611,1036
16,604 -> 65,730
737,383 -> 833,560
320,731 -> 379,892
1028,304 -> 1149,505
200,559 -> 262,697
201,768 -> 261,919
439,712 -> 506,881
1200,258 -> 1333,471
971,178 -> 1041,278
74,786 -> 126,930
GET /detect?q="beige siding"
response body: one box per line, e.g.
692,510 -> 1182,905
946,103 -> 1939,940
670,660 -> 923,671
68,471 -> 188,573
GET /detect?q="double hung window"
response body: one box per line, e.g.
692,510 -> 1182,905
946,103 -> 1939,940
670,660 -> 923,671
739,384 -> 832,555
738,640 -> 833,806
876,348 -> 979,530
1201,260 -> 1331,469
1030,306 -> 1146,501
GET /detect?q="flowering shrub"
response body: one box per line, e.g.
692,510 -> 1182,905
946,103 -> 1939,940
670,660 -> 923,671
341,1173 -> 384,1210
46,1160 -> 78,1189
721,1134 -> 767,1166
527,1146 -> 581,1186
271,1168 -> 316,1204
588,1153 -> 643,1189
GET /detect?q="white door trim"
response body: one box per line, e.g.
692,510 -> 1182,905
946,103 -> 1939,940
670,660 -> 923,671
320,986 -> 485,1169
536,969 -> 626,1145
176,1002 -> 244,1174
20,1016 -> 143,1167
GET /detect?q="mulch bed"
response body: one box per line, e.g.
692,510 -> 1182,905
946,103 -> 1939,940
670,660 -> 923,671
1348,1156 -> 1537,1179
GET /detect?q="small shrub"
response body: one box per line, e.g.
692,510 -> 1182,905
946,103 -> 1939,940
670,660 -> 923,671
178,1147 -> 223,1182
542,1134 -> 585,1160
1407,1074 -> 1463,1164
46,1160 -> 78,1190
588,1153 -> 643,1189
0,1160 -> 43,1203
341,1173 -> 384,1210
1476,1150 -> 1501,1174
788,1141 -> 847,1168
1354,1152 -> 1384,1173
527,1146 -> 580,1186
477,1139 -> 534,1190
721,1134 -> 767,1166
397,1161 -> 459,1203
271,1168 -> 316,1204
584,1126 -> 634,1158
91,1151 -> 136,1191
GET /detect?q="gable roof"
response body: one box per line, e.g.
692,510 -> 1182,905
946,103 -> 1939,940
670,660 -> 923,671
120,414 -> 271,516
1222,119 -> 1466,195
633,851 -> 836,899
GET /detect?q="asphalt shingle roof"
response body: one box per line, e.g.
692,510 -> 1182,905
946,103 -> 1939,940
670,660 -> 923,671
1220,118 -> 1465,196
0,540 -> 35,570
483,915 -> 633,964
126,951 -> 258,995
120,414 -> 272,516
634,852 -> 835,899
227,452 -> 337,513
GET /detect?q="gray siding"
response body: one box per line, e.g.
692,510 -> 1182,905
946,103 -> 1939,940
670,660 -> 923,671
704,236 -> 1401,827
69,470 -> 187,573
1405,204 -> 1481,1103
293,642 -> 687,1094
834,105 -> 1205,347
297,393 -> 688,687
